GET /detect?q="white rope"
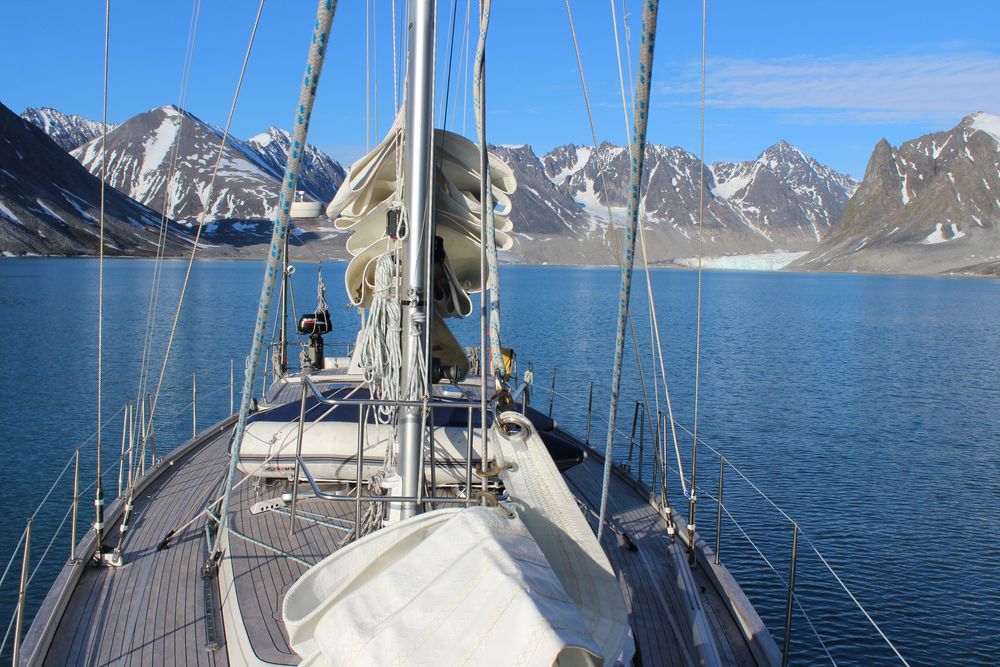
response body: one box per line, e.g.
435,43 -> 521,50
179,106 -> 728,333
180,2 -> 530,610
473,0 -> 504,381
358,254 -> 402,427
564,0 -> 660,541
608,0 -> 685,497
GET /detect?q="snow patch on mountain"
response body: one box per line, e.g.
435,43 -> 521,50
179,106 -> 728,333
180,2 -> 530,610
970,112 -> 1000,145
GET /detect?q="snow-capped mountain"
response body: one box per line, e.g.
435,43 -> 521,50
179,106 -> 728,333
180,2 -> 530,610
72,105 -> 345,225
712,141 -> 858,245
793,113 -> 1000,276
21,107 -> 109,152
498,140 -> 858,263
246,127 -> 345,204
0,102 -> 190,256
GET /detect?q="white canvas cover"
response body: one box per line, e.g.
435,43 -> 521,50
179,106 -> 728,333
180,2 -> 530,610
282,506 -> 605,666
492,412 -> 634,665
327,115 -> 516,316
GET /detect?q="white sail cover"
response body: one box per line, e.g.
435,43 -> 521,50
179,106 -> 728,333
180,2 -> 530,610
492,413 -> 633,665
283,506 -> 604,666
327,116 -> 516,317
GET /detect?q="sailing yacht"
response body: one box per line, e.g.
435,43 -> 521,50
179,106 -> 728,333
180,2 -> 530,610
14,1 -> 782,665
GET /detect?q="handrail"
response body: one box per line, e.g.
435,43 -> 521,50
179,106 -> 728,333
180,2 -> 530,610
525,373 -> 909,666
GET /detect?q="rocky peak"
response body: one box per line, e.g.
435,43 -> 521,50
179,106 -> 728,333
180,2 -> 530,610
21,107 -> 108,152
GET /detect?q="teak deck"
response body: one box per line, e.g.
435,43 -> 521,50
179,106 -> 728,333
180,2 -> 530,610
26,420 -> 773,666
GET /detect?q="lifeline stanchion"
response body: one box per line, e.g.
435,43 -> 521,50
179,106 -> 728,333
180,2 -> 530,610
70,449 -> 80,563
637,403 -> 645,482
13,518 -> 31,665
626,401 -> 640,470
715,456 -> 724,565
547,367 -> 557,418
146,393 -> 157,467
192,372 -> 198,438
230,359 -> 235,415
584,380 -> 593,445
118,406 -> 128,497
288,382 -> 308,536
782,522 -> 800,667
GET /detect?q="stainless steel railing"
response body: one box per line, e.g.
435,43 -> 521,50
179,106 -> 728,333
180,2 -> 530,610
0,359 -> 239,662
525,368 -> 910,667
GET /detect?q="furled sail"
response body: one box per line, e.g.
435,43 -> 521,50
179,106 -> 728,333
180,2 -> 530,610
327,116 -> 516,318
283,506 -> 606,666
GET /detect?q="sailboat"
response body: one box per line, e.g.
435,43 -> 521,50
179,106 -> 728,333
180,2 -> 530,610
13,1 -> 786,665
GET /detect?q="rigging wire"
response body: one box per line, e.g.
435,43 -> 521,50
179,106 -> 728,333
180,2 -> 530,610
212,0 -> 339,557
689,0 -> 708,556
94,0 -> 111,553
460,0 -> 473,135
365,0 -> 371,151
622,0 -> 635,113
147,0 -> 266,435
563,0 -> 659,496
451,0 -> 471,134
391,0 -> 398,112
439,0 -> 460,128
563,0 -> 655,435
135,0 -> 203,413
581,0 -> 660,542
609,0 -> 685,496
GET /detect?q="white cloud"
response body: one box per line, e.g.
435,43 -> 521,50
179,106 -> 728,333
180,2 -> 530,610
656,52 -> 1000,125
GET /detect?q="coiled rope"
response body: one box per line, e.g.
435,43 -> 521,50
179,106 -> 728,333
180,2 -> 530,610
359,254 -> 403,429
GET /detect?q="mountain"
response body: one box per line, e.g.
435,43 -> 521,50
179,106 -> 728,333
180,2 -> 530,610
0,102 -> 190,256
21,107 -> 108,152
492,140 -> 856,264
792,113 -> 1000,275
246,127 -> 346,204
711,141 -> 858,246
72,105 -> 345,225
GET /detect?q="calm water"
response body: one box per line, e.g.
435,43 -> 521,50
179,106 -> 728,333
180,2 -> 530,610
0,258 -> 998,665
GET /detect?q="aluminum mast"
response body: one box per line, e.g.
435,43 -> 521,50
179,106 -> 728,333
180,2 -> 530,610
396,0 -> 437,519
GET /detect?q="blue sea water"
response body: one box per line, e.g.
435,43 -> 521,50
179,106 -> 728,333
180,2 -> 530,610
0,257 -> 998,665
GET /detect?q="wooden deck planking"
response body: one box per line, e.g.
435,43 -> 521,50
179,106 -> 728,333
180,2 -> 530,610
35,414 -> 767,667
43,430 -> 231,667
224,478 -> 355,664
565,454 -> 762,667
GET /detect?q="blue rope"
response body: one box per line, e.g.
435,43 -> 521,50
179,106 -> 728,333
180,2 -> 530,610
214,0 -> 339,555
598,0 -> 660,542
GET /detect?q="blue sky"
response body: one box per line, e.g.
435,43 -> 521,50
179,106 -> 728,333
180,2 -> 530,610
3,1 -> 1000,178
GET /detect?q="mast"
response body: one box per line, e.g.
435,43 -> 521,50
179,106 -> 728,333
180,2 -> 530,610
396,0 -> 437,519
